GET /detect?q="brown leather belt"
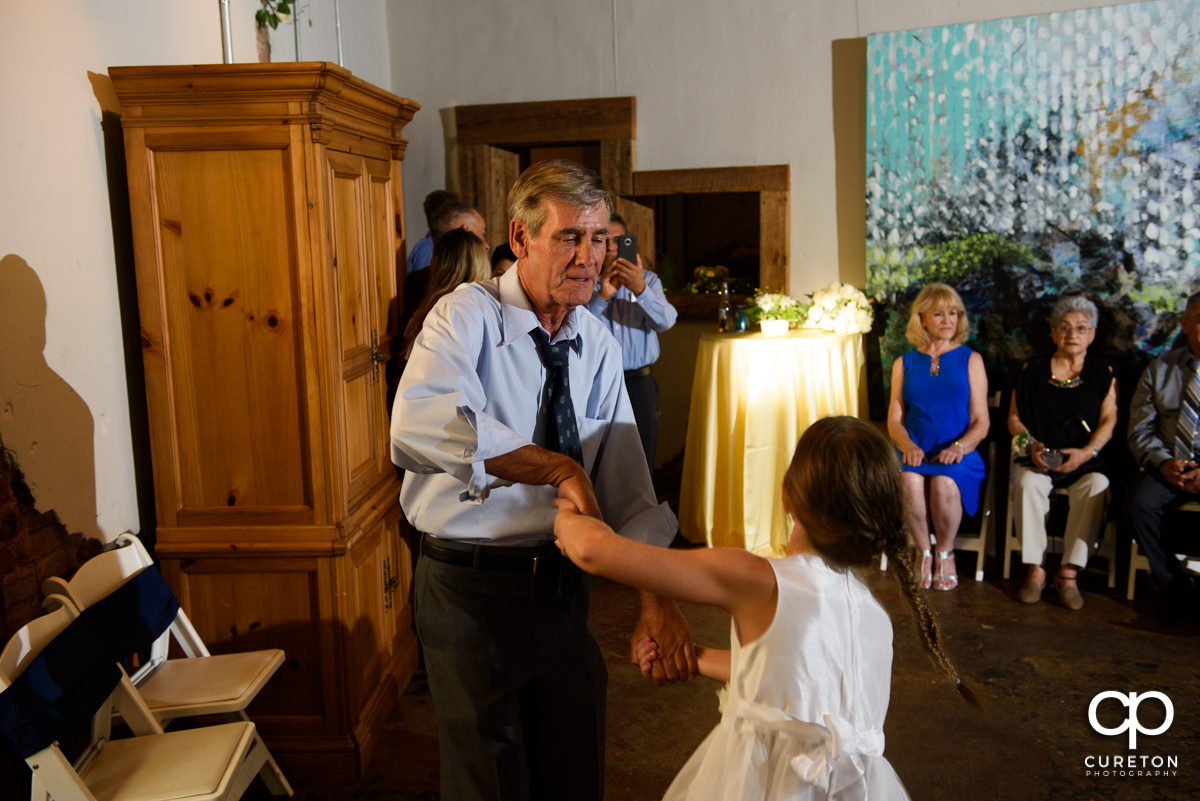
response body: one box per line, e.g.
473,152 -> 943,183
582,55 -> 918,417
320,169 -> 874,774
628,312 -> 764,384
420,533 -> 561,573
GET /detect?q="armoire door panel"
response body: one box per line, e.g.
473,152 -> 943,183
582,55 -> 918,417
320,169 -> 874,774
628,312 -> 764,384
345,521 -> 387,717
325,150 -> 390,510
177,561 -> 328,727
151,147 -> 311,514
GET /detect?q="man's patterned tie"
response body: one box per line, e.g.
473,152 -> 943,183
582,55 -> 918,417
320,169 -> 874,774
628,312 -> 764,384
530,328 -> 583,464
1175,360 -> 1200,462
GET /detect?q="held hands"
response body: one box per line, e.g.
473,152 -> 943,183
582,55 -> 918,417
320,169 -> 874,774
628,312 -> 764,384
551,461 -> 602,519
634,636 -> 658,676
632,595 -> 698,686
1161,459 -> 1200,493
551,497 -> 602,561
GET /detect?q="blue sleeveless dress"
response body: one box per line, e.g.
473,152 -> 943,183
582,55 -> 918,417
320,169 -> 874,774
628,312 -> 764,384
899,347 -> 986,515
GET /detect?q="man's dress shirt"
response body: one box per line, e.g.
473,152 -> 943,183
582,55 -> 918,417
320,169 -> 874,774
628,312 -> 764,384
1129,346 -> 1200,470
405,231 -> 433,275
391,264 -> 676,546
584,271 -> 677,371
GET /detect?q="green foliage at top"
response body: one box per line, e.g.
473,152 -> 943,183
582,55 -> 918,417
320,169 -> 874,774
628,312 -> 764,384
256,0 -> 292,30
868,233 -> 1034,297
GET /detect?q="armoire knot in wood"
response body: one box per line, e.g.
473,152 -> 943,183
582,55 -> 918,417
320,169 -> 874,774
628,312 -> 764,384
110,62 -> 419,784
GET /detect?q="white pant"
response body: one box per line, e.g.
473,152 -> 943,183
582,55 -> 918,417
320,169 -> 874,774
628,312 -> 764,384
1010,464 -> 1109,568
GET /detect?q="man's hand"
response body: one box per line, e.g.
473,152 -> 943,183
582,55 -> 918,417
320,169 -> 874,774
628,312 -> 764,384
597,260 -> 621,301
1176,461 -> 1200,494
611,255 -> 646,296
485,445 -> 600,517
1160,458 -> 1192,490
632,593 -> 697,685
556,468 -> 601,519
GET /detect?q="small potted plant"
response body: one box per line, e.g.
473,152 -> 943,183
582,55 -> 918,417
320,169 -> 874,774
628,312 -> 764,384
748,289 -> 806,335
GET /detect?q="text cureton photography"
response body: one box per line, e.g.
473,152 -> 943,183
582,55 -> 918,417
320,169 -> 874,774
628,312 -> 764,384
1083,690 -> 1182,779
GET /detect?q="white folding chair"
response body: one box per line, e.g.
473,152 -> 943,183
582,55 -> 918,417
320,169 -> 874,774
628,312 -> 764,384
0,601 -> 289,801
42,534 -> 285,725
880,393 -> 1002,582
1001,457 -> 1118,589
41,534 -> 291,794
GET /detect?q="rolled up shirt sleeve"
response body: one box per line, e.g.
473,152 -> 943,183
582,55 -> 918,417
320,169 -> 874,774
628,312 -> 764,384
391,290 -> 530,500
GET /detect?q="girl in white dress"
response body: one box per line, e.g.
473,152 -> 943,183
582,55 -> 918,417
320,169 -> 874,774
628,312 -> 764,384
553,416 -> 975,800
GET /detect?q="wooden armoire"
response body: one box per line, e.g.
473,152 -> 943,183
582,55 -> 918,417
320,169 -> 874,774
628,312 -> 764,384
109,63 -> 420,784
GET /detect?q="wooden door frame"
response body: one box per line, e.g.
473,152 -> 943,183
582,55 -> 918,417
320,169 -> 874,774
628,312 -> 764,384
631,165 -> 790,293
454,97 -> 636,249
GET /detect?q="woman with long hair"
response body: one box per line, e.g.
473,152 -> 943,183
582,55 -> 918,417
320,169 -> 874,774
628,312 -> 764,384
402,228 -> 490,360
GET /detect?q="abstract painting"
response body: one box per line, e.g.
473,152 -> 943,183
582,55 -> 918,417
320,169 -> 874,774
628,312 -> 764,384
865,0 -> 1200,407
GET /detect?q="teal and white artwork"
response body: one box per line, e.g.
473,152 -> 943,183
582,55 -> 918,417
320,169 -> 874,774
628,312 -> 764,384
866,0 -> 1200,389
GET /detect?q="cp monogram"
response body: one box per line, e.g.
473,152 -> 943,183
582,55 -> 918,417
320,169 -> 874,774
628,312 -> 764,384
1088,691 -> 1174,749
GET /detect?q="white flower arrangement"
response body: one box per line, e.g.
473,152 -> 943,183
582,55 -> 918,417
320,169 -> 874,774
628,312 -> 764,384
749,290 -> 807,324
803,281 -> 873,334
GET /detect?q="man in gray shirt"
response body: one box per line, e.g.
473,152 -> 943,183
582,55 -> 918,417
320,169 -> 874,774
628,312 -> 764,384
1127,290 -> 1200,619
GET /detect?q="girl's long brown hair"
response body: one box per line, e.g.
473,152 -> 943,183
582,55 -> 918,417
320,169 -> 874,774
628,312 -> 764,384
783,416 -> 979,708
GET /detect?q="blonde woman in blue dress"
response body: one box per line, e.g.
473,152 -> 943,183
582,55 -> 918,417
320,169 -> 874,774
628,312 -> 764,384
887,283 -> 990,590
554,416 -> 974,800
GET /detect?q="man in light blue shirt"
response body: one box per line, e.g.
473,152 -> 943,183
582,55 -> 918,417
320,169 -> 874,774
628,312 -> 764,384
391,160 -> 694,800
585,215 -> 677,472
405,189 -> 456,275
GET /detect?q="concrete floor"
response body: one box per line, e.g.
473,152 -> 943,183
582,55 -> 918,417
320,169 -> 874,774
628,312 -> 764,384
255,556 -> 1199,801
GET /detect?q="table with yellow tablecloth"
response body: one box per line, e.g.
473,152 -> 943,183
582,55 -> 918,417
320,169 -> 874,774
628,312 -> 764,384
678,328 -> 866,555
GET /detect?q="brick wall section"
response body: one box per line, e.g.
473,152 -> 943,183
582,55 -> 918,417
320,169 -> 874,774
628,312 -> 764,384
0,441 -> 97,646
0,441 -> 100,800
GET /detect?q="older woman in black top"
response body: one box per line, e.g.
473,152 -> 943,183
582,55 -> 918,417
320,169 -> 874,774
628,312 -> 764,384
1007,295 -> 1117,609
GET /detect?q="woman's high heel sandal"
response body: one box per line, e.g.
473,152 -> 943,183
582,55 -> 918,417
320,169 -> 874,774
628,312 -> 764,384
916,548 -> 932,590
933,550 -> 959,591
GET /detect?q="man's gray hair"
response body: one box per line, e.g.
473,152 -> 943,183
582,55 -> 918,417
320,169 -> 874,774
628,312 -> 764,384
1049,295 -> 1099,329
507,160 -> 612,239
430,200 -> 478,239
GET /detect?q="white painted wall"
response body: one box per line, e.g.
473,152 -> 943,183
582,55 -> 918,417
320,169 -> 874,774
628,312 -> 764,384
0,0 -> 387,542
388,0 -> 1119,292
0,0 -> 1120,542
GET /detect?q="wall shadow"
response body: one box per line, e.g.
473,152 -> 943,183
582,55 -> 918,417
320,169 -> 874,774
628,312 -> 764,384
0,255 -> 98,542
